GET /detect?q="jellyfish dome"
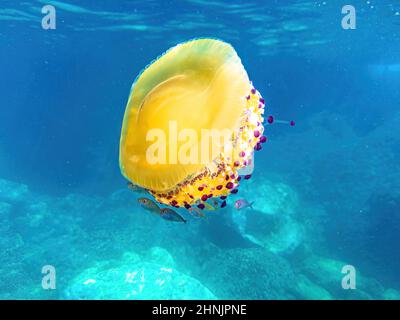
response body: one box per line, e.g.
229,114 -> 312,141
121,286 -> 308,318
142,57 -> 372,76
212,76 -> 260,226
119,38 -> 265,209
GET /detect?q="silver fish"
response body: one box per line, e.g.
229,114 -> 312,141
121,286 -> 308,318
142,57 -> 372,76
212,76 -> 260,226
138,197 -> 160,215
188,207 -> 206,218
160,208 -> 187,223
128,182 -> 148,194
234,199 -> 254,210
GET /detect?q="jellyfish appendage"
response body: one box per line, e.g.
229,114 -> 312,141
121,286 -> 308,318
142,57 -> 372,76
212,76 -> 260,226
267,115 -> 295,126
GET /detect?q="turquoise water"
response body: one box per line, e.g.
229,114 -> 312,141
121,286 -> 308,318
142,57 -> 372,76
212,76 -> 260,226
0,0 -> 399,299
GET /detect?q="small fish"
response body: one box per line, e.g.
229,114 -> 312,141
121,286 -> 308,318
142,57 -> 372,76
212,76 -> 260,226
138,197 -> 160,214
188,207 -> 206,218
211,199 -> 220,208
160,208 -> 187,223
234,199 -> 254,210
128,182 -> 147,194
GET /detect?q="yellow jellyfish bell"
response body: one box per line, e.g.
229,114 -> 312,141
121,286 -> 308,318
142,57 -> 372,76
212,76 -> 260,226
120,38 -> 265,209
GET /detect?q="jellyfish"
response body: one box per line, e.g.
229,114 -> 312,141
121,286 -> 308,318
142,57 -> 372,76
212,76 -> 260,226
119,38 -> 268,209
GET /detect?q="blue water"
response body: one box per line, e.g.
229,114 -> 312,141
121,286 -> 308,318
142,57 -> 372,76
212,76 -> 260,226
1,0 -> 399,299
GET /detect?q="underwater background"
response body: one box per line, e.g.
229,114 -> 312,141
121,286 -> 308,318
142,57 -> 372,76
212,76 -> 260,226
1,0 -> 399,299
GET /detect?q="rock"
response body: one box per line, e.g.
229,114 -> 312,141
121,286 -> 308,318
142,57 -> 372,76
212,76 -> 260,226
25,201 -> 48,228
144,246 -> 175,267
230,179 -> 304,253
64,250 -> 216,300
238,179 -> 298,216
200,248 -> 296,299
303,255 -> 344,288
238,213 -> 304,253
0,201 -> 11,215
121,251 -> 142,265
292,275 -> 333,300
0,178 -> 30,202
302,255 -> 384,299
232,179 -> 304,252
382,288 -> 400,300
